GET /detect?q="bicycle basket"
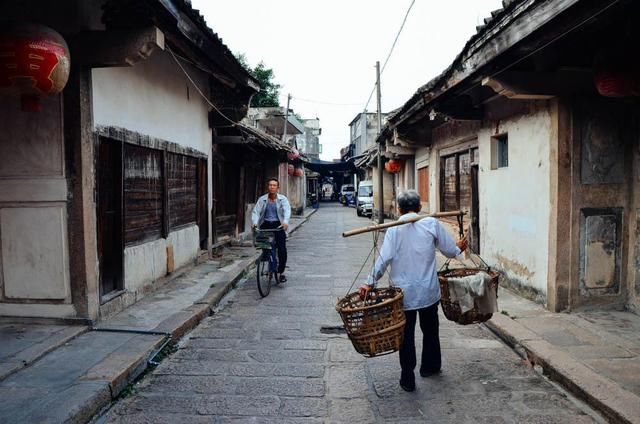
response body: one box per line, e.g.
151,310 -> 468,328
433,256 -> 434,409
253,231 -> 275,249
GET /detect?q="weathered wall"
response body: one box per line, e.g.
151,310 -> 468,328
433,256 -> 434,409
92,50 -> 211,153
479,102 -> 552,300
287,172 -> 306,215
565,98 -> 636,311
372,165 -> 395,218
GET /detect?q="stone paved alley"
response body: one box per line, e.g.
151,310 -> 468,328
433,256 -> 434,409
101,203 -> 602,423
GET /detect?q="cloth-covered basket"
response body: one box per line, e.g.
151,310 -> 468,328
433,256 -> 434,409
438,268 -> 499,325
336,287 -> 405,357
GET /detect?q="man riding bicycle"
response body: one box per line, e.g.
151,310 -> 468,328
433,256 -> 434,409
251,178 -> 291,283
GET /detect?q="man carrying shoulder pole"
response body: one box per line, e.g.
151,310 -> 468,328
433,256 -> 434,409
360,189 -> 468,392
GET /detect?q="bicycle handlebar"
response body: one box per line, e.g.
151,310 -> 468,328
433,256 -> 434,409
253,226 -> 283,232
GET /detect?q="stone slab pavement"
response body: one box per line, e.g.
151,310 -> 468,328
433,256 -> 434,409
0,208 -> 316,424
485,289 -> 640,424
99,203 -> 605,423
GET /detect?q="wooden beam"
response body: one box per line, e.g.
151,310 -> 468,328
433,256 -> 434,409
482,70 -> 594,99
74,27 -> 164,67
385,143 -> 415,156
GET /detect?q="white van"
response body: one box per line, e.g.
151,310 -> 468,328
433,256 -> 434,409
356,180 -> 373,217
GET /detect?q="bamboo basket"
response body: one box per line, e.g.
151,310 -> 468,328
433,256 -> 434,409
336,287 -> 405,357
438,268 -> 499,325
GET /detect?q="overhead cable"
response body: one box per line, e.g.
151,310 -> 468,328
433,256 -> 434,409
363,0 -> 416,111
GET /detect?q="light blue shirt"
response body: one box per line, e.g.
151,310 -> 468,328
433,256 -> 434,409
264,200 -> 279,222
367,213 -> 461,310
251,193 -> 292,227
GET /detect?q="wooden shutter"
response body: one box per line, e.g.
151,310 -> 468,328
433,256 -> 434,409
418,167 -> 429,203
123,144 -> 163,245
167,153 -> 198,230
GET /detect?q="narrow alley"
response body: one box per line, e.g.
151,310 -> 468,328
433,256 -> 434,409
101,204 -> 600,423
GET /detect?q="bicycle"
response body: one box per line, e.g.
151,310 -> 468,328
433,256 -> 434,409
252,227 -> 283,297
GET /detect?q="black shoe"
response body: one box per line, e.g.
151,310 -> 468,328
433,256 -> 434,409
419,368 -> 441,378
279,274 -> 287,283
399,379 -> 415,392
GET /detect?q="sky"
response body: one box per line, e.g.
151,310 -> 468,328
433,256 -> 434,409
191,0 -> 503,160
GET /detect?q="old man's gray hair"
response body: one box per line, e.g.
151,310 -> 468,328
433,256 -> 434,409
397,189 -> 421,212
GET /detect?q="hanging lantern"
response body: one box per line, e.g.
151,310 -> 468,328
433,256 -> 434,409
0,24 -> 71,112
287,148 -> 300,161
594,70 -> 640,97
287,164 -> 295,175
293,167 -> 303,177
384,159 -> 403,174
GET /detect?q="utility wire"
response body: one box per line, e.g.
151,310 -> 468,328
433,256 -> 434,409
168,45 -> 239,127
363,0 -> 416,111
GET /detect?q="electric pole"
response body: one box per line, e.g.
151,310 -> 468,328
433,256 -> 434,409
283,93 -> 291,145
376,61 -> 384,224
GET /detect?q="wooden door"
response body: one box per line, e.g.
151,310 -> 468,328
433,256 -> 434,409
458,152 -> 472,213
418,167 -> 429,204
97,138 -> 123,298
197,158 -> 208,250
441,155 -> 458,211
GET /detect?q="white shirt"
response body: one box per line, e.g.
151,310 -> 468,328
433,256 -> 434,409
367,213 -> 461,310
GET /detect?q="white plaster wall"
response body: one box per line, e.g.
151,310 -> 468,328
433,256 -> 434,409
124,238 -> 167,292
124,225 -> 199,291
92,50 -> 212,154
478,106 -> 552,295
167,225 -> 200,270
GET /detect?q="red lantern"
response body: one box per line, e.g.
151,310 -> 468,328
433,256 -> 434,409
287,164 -> 295,175
0,24 -> 71,112
594,70 -> 640,97
287,148 -> 300,161
293,168 -> 303,177
384,159 -> 403,174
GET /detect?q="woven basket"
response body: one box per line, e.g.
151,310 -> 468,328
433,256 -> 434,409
336,287 -> 406,357
438,268 -> 499,325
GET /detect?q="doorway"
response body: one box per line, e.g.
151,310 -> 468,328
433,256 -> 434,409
97,138 -> 123,299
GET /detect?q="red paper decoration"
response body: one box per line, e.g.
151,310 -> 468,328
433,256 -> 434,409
287,148 -> 300,161
293,168 -> 303,177
384,159 -> 403,174
0,24 -> 71,112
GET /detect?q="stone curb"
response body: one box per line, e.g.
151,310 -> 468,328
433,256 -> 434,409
485,314 -> 640,424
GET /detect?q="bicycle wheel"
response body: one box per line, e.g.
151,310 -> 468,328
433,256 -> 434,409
256,253 -> 272,297
270,248 -> 280,286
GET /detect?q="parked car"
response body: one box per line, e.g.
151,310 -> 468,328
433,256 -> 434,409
356,181 -> 373,217
340,184 -> 355,205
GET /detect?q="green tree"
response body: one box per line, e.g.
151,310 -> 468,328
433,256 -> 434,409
235,53 -> 281,107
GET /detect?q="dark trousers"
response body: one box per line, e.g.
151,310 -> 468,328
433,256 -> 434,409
399,302 -> 441,383
260,221 -> 287,274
